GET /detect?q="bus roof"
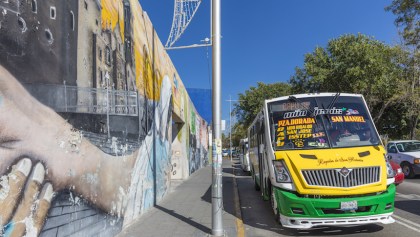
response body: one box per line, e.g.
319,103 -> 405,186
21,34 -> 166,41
265,93 -> 363,104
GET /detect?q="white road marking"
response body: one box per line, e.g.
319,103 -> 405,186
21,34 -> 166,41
393,214 -> 420,233
396,192 -> 420,200
0,6 -> 20,14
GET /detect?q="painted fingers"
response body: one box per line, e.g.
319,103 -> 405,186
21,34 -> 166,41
0,158 -> 54,237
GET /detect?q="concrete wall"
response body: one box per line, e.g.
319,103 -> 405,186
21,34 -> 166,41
0,0 -> 209,236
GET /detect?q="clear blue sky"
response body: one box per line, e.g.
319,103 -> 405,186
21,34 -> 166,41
140,0 -> 399,126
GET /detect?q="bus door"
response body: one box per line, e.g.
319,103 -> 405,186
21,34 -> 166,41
258,119 -> 266,194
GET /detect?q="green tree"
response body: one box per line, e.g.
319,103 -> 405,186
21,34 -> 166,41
231,123 -> 247,148
386,0 -> 420,139
385,0 -> 420,48
289,34 -> 409,138
222,133 -> 229,150
233,82 -> 291,129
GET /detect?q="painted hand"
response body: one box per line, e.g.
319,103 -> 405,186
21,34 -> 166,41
0,158 -> 54,237
0,65 -> 137,215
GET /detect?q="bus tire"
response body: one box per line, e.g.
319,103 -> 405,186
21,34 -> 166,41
270,184 -> 280,223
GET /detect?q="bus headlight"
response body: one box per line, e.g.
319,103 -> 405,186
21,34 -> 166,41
386,161 -> 394,178
273,160 -> 292,183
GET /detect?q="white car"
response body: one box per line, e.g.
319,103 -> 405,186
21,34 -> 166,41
387,140 -> 420,178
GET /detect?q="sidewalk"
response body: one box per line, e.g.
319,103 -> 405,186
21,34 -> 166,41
117,158 -> 242,237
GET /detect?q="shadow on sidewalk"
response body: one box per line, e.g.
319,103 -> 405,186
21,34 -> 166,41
200,171 -> 240,220
155,205 -> 211,234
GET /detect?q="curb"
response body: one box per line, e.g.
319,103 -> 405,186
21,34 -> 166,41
232,161 -> 245,237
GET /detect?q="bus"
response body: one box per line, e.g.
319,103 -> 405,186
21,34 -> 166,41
239,138 -> 251,172
248,93 -> 395,229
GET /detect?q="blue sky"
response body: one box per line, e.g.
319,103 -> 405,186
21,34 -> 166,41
140,0 -> 400,127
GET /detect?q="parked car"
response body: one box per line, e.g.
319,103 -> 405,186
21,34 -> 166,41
386,140 -> 420,178
222,149 -> 228,157
389,160 -> 404,185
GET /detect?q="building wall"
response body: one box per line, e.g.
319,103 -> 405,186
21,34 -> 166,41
0,0 -> 209,236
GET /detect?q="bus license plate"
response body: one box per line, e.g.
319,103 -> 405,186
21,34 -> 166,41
340,200 -> 358,211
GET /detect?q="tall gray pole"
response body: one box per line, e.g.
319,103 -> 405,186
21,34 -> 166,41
229,94 -> 232,162
211,0 -> 223,235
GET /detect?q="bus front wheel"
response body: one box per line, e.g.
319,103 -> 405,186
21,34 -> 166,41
270,185 -> 280,223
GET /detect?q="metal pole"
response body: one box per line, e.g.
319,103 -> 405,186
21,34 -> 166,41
106,74 -> 110,139
63,80 -> 67,112
211,0 -> 223,235
229,95 -> 232,162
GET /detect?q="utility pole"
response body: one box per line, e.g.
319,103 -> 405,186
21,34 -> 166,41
211,0 -> 223,236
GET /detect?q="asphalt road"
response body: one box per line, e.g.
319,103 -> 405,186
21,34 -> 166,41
232,158 -> 420,237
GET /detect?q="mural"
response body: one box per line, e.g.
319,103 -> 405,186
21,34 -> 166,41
0,0 -> 209,236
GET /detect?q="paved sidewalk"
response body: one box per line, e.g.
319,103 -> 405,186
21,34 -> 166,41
117,158 -> 242,237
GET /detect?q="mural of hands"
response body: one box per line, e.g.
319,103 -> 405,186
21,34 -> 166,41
0,66 -> 138,218
0,158 -> 54,237
0,63 -> 175,232
0,0 -> 209,235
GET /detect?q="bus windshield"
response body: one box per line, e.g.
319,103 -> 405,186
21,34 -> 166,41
268,95 -> 380,150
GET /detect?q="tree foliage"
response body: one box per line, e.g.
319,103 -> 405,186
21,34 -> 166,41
386,0 -> 420,139
385,0 -> 420,48
289,34 -> 413,138
233,82 -> 291,130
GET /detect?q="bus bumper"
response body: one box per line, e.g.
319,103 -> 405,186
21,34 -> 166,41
274,184 -> 396,229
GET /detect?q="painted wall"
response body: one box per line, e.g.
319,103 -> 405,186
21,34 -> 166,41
0,0 -> 209,236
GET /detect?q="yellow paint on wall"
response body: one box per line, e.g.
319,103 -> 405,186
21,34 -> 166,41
134,48 -> 145,95
129,0 -> 163,101
101,0 -> 124,40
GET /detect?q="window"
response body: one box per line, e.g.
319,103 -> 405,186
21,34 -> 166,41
388,145 -> 397,153
45,29 -> 53,44
268,95 -> 380,150
84,0 -> 88,10
18,17 -> 27,32
99,70 -> 103,86
105,46 -> 111,65
70,11 -> 74,30
31,0 -> 37,13
99,48 -> 102,61
50,6 -> 56,20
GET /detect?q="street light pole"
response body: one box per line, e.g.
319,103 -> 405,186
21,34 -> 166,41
211,0 -> 223,236
230,95 -> 233,162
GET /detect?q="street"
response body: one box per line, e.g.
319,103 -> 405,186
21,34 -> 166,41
231,158 -> 420,237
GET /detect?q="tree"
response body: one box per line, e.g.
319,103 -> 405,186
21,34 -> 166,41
289,34 -> 410,138
233,82 -> 291,129
385,0 -> 420,48
231,123 -> 247,148
386,0 -> 420,139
